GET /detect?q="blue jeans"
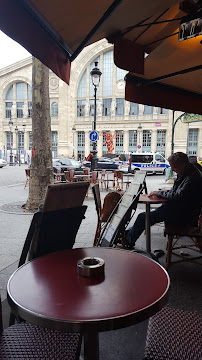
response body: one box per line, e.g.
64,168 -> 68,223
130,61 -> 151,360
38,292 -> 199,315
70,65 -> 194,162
126,205 -> 167,246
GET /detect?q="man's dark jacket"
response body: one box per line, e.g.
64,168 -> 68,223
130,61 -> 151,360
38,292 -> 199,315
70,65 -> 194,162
157,164 -> 202,226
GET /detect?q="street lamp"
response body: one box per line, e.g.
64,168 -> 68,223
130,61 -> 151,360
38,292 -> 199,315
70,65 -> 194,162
171,111 -> 187,154
8,118 -> 13,166
90,61 -> 102,171
15,124 -> 26,166
72,125 -> 76,159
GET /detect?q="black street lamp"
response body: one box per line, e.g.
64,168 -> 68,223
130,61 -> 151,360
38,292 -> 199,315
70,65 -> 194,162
72,125 -> 76,158
8,118 -> 13,166
15,124 -> 26,166
90,61 -> 102,171
171,111 -> 187,154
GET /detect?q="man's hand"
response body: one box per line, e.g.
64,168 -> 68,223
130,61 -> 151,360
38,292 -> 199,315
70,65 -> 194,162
148,191 -> 159,199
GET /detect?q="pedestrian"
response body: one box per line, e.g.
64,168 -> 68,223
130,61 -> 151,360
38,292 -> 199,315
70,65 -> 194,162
27,154 -> 31,167
14,155 -> 18,166
125,152 -> 202,249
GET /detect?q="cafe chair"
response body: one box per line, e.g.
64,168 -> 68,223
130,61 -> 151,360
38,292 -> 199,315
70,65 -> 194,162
144,306 -> 202,360
164,221 -> 202,269
0,291 -> 82,360
90,170 -> 98,185
92,184 -> 122,246
9,182 -> 90,326
97,171 -> 147,247
113,170 -> 123,190
99,169 -> 107,190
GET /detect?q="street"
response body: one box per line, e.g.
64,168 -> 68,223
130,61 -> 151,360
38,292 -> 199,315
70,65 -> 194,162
0,164 -> 167,303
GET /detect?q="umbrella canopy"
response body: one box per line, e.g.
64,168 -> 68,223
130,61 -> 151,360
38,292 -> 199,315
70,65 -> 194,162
1,0 -> 202,113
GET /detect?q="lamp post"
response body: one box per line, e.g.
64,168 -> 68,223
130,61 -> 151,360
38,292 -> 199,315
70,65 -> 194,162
15,124 -> 26,166
137,123 -> 142,152
72,125 -> 76,159
171,111 -> 187,154
8,118 -> 13,166
90,61 -> 102,171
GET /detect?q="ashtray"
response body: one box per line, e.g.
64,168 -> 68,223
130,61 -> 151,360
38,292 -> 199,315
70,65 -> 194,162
77,257 -> 105,277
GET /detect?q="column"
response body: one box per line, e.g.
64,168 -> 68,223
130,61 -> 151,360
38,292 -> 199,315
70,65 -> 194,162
85,130 -> 90,157
123,130 -> 129,152
151,129 -> 157,153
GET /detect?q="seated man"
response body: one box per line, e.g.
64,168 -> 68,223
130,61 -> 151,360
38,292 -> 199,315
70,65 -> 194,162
126,152 -> 202,249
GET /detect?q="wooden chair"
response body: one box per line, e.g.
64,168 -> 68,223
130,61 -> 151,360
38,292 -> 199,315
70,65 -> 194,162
0,290 -> 82,359
24,168 -> 30,189
164,222 -> 202,269
113,170 -> 123,190
144,307 -> 202,360
99,169 -> 107,190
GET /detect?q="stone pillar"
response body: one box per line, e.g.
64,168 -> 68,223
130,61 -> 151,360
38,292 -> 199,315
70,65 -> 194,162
97,131 -> 103,157
124,130 -> 129,152
151,129 -> 157,153
85,130 -> 90,157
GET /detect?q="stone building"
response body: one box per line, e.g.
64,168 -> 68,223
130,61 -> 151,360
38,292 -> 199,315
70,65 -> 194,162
0,39 -> 201,163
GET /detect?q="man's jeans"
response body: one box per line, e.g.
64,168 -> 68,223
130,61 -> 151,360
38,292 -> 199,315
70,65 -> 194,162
126,205 -> 167,246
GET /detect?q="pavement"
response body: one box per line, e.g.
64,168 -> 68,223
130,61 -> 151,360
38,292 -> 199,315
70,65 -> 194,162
0,165 -> 201,359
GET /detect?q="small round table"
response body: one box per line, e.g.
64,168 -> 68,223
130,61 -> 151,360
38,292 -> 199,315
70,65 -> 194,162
7,248 -> 170,360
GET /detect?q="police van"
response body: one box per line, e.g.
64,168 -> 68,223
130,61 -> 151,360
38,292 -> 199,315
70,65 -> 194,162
128,152 -> 170,174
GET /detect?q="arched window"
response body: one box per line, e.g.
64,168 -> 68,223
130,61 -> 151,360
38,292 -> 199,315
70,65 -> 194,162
51,102 -> 58,117
5,82 -> 32,119
77,70 -> 87,98
102,50 -> 113,96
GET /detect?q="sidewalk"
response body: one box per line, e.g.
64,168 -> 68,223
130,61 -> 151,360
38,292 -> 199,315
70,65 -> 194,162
0,175 -> 201,359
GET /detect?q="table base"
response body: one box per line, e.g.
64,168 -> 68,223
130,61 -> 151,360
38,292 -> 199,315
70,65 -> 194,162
84,332 -> 99,360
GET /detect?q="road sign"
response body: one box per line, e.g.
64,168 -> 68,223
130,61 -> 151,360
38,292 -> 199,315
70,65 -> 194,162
137,145 -> 141,149
161,145 -> 163,149
89,131 -> 98,142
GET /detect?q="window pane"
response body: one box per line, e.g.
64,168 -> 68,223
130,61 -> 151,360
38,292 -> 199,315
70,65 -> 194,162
116,67 -> 127,81
188,129 -> 198,155
52,131 -> 58,157
29,133 -> 32,150
156,130 -> 166,155
144,105 -> 153,115
130,103 -> 139,115
28,101 -> 32,118
89,99 -> 98,116
102,50 -> 113,96
115,130 -> 124,154
77,100 -> 86,117
102,98 -> 112,116
18,132 -> 24,150
116,98 -> 124,116
16,82 -> 25,100
129,130 -> 137,152
158,107 -> 169,114
78,131 -> 85,147
142,130 -> 151,152
51,102 -> 58,117
89,57 -> 100,97
77,70 -> 87,97
7,132 -> 13,150
5,102 -> 13,118
16,102 -> 24,118
6,85 -> 13,100
27,84 -> 32,100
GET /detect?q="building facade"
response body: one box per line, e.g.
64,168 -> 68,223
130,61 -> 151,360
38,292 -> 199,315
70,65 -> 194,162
0,39 -> 202,163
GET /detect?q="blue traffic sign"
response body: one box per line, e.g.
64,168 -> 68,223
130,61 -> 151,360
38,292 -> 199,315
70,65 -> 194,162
89,131 -> 98,142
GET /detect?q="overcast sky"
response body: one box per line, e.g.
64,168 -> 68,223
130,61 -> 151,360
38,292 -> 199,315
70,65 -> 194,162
0,30 -> 30,69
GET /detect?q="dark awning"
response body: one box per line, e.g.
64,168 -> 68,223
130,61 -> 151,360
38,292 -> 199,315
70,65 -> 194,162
1,0 -> 202,113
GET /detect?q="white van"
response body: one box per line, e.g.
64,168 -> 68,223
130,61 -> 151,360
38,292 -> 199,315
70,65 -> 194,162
128,152 -> 170,174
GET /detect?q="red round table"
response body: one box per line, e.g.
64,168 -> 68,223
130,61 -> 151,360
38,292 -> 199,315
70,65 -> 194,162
7,248 -> 170,360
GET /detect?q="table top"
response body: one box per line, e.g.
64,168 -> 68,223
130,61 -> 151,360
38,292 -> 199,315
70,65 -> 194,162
7,248 -> 169,332
139,194 -> 167,204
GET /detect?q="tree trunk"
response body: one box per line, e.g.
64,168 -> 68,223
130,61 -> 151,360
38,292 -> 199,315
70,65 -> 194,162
26,58 -> 54,210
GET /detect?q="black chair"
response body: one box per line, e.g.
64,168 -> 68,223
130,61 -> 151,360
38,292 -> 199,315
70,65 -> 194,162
10,182 -> 89,325
97,171 -> 147,247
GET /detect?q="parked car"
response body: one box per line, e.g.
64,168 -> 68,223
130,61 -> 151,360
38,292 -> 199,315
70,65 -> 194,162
0,159 -> 7,168
82,157 -> 119,170
53,158 -> 83,180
